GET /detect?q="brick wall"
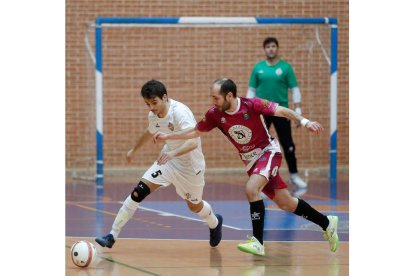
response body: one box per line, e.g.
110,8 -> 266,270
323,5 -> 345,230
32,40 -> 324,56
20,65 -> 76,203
66,0 -> 349,171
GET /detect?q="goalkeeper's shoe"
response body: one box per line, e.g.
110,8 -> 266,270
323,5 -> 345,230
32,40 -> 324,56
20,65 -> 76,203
237,236 -> 265,256
323,215 -> 339,252
290,174 -> 308,189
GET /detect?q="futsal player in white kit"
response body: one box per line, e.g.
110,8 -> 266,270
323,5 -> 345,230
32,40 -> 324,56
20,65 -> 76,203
95,80 -> 223,248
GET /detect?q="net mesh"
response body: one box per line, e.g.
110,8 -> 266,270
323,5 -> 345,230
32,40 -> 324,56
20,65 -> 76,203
70,23 -> 97,181
73,23 -> 332,179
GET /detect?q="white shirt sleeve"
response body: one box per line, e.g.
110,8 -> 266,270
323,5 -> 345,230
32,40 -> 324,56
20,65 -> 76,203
291,87 -> 301,103
246,87 -> 256,98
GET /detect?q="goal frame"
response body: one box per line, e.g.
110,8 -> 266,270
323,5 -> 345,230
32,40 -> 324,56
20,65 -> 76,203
93,17 -> 338,198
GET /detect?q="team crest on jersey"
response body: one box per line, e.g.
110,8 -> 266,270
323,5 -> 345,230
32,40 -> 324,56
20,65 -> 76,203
221,117 -> 226,123
275,68 -> 283,75
155,123 -> 160,128
261,99 -> 270,108
168,122 -> 174,131
228,125 -> 252,145
243,113 -> 250,120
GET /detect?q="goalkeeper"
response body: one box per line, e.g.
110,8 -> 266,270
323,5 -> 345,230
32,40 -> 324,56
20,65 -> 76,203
247,37 -> 307,189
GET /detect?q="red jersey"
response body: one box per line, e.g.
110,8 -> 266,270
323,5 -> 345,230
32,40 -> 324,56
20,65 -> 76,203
196,97 -> 282,170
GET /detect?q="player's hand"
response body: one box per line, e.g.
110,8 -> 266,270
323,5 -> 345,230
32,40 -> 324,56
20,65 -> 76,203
157,152 -> 173,165
126,149 -> 134,163
305,121 -> 324,134
153,131 -> 168,144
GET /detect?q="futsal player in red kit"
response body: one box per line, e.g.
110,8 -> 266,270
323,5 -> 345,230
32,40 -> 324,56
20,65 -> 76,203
153,78 -> 339,256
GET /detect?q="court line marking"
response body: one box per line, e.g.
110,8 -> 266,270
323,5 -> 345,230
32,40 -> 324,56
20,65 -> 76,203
136,204 -> 241,230
67,201 -> 348,232
66,202 -> 172,228
266,207 -> 349,214
67,201 -> 241,230
66,236 -> 349,243
65,245 -> 161,276
137,205 -> 348,232
135,203 -> 348,231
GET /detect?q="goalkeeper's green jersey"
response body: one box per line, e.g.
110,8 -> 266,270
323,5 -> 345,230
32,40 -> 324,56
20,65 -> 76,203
248,59 -> 298,108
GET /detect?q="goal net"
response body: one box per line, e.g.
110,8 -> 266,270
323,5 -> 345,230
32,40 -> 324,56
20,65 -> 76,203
74,17 -> 336,187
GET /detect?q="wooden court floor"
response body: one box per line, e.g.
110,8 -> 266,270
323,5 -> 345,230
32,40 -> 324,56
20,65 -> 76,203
66,238 -> 349,275
66,171 -> 349,275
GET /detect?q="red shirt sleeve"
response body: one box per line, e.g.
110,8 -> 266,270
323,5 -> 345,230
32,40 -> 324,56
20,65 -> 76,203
251,97 -> 278,116
196,107 -> 217,132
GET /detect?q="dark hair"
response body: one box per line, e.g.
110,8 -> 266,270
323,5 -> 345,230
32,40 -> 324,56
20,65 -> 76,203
212,78 -> 237,97
141,80 -> 167,99
263,37 -> 279,48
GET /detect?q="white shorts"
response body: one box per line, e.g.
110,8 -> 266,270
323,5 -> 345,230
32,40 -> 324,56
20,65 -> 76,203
142,161 -> 205,204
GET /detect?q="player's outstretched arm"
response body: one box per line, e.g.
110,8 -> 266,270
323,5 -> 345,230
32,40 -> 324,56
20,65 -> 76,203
156,138 -> 198,165
126,129 -> 152,163
273,106 -> 323,134
153,127 -> 202,143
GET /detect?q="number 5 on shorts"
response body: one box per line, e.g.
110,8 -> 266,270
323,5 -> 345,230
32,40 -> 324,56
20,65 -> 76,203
151,170 -> 162,178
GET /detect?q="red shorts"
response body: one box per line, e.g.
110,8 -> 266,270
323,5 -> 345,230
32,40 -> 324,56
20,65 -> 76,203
247,151 -> 287,200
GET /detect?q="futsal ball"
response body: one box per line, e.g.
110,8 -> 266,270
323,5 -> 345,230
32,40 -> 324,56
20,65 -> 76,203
70,240 -> 97,268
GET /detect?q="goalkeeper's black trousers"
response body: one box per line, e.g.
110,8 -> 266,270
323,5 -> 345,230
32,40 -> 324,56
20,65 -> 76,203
263,116 -> 298,174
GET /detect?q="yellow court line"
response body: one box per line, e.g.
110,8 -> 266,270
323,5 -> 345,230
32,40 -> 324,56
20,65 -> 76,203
67,202 -> 172,228
65,244 -> 161,276
66,193 -> 112,201
67,202 -> 117,216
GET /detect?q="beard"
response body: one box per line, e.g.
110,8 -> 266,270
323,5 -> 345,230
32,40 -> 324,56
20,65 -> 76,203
219,99 -> 231,112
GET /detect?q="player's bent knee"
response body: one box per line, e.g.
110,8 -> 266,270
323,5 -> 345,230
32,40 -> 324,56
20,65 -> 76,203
131,181 -> 150,202
187,201 -> 203,213
245,188 -> 260,201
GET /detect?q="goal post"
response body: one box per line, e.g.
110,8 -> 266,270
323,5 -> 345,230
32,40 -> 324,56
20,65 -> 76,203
93,17 -> 338,198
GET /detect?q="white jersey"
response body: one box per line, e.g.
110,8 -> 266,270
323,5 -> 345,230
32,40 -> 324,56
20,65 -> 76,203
147,99 -> 205,173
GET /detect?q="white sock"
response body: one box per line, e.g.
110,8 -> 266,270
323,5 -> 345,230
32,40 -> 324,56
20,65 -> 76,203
197,200 -> 218,229
110,195 -> 139,239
